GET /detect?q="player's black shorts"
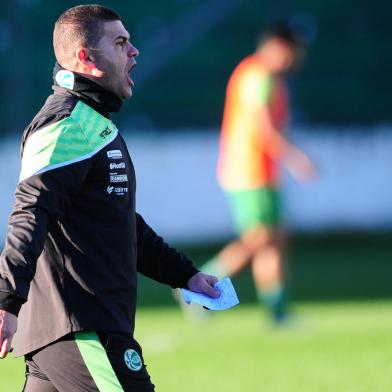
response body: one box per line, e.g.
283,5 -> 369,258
22,331 -> 155,392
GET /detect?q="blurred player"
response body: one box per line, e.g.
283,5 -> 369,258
201,23 -> 317,324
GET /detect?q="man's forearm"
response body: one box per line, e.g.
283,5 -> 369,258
0,292 -> 25,317
136,213 -> 199,288
0,203 -> 49,308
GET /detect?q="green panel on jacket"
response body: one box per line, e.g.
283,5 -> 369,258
20,101 -> 118,182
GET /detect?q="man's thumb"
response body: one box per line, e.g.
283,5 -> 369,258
0,337 -> 10,359
204,282 -> 220,298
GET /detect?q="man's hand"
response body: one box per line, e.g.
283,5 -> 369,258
285,147 -> 318,183
187,272 -> 220,298
0,310 -> 17,359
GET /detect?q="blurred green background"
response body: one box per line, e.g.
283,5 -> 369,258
1,0 -> 391,132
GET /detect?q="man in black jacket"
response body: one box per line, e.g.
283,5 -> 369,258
0,5 -> 219,391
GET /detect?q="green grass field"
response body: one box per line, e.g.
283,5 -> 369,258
1,233 -> 391,391
2,301 -> 392,391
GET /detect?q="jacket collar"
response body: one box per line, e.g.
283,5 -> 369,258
52,62 -> 123,117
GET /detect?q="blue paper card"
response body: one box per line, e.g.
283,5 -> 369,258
181,277 -> 239,310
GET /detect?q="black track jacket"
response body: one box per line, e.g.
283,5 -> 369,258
0,65 -> 198,356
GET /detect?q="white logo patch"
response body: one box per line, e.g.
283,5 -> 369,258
55,70 -> 75,90
113,187 -> 128,195
107,186 -> 128,196
107,150 -> 123,160
110,174 -> 128,183
124,349 -> 142,371
110,162 -> 126,170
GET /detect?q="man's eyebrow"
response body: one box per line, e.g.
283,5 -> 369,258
114,34 -> 130,42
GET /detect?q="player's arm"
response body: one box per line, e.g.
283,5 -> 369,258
135,214 -> 219,297
241,71 -> 316,182
0,120 -> 92,358
256,105 -> 316,182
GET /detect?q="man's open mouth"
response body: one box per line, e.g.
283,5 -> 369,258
127,63 -> 136,87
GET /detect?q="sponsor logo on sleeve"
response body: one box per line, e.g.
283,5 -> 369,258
110,174 -> 128,183
109,162 -> 126,170
113,187 -> 128,196
107,150 -> 123,160
107,186 -> 128,196
99,127 -> 113,139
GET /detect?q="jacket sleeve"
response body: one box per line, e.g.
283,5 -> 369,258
136,214 -> 199,289
0,118 -> 92,316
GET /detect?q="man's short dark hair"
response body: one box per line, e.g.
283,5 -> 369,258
257,21 -> 307,48
53,4 -> 121,66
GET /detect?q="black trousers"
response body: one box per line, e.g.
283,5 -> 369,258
22,332 -> 155,392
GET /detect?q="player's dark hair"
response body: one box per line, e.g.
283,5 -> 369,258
257,21 -> 306,48
53,4 -> 121,65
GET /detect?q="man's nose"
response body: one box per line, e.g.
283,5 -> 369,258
128,44 -> 139,58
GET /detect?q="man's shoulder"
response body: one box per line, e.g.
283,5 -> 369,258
231,55 -> 271,87
241,56 -> 270,76
21,92 -> 79,152
23,94 -> 117,151
68,100 -> 118,149
20,98 -> 119,180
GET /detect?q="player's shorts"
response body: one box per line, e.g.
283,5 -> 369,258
22,332 -> 155,392
225,187 -> 281,234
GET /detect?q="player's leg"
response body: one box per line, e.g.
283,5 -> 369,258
202,186 -> 289,323
251,227 -> 289,323
249,187 -> 290,322
23,358 -> 58,392
202,225 -> 273,278
23,332 -> 154,392
202,188 -> 272,278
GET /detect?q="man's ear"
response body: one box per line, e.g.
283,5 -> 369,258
76,48 -> 96,72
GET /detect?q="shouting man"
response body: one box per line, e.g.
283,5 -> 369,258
0,5 -> 219,391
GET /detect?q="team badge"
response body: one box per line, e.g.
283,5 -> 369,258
124,349 -> 142,371
55,70 -> 75,90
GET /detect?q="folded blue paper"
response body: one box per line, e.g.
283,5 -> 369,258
181,277 -> 239,310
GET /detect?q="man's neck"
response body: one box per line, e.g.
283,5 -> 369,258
254,52 -> 273,72
52,62 -> 124,114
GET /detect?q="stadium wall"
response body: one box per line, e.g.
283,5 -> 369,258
1,126 -> 392,244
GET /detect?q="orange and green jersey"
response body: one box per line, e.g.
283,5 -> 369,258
217,55 -> 289,190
